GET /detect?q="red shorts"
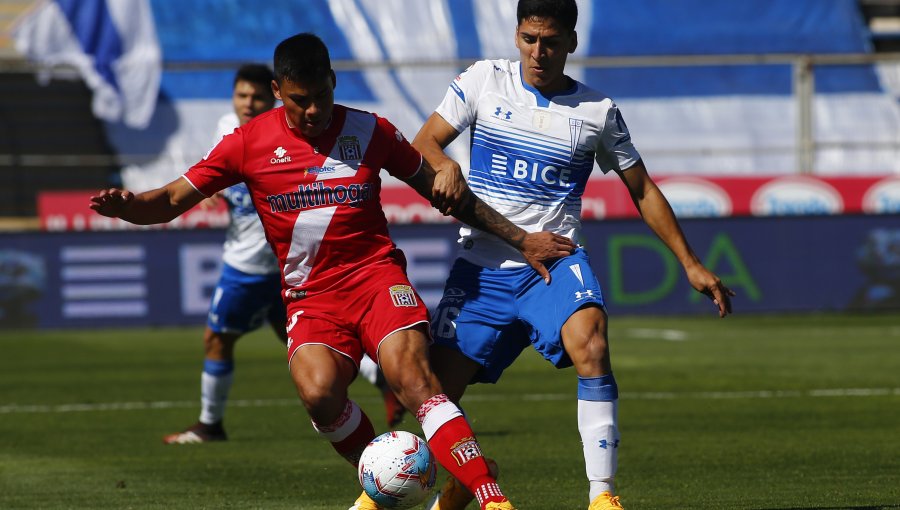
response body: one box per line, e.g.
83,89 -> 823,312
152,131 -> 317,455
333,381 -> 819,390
285,257 -> 429,369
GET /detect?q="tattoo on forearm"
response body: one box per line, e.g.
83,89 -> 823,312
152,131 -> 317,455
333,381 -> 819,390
454,192 -> 524,249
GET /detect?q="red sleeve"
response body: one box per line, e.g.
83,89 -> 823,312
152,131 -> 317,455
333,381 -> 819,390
182,129 -> 245,196
374,115 -> 423,180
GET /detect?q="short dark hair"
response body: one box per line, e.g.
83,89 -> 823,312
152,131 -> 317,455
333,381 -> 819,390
273,33 -> 332,84
233,63 -> 275,92
517,0 -> 578,32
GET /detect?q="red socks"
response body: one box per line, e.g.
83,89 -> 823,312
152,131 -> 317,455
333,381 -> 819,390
417,394 -> 506,507
312,399 -> 375,466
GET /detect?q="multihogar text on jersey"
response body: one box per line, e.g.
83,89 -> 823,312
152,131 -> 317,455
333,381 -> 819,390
266,181 -> 373,212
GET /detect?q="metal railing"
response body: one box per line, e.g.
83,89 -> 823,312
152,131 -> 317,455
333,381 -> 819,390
2,51 -> 900,175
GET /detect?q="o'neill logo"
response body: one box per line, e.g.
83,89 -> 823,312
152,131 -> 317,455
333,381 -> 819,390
862,177 -> 900,214
271,146 -> 291,164
657,177 -> 732,218
750,177 -> 843,216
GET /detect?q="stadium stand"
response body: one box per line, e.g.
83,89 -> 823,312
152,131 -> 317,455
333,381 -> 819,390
0,0 -> 116,218
1,0 -> 899,220
861,0 -> 900,52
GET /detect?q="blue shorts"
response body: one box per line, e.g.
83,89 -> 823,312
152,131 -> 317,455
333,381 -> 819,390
207,263 -> 286,335
431,248 -> 605,383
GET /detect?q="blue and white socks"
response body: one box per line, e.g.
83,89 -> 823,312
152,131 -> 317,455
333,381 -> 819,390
199,358 -> 234,425
577,374 -> 620,499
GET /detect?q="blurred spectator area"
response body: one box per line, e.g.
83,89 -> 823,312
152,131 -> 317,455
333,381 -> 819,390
862,0 -> 900,51
1,0 -> 900,224
0,0 -> 115,221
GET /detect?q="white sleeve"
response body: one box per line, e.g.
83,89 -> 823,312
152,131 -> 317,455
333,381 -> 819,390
434,60 -> 492,133
595,103 -> 641,174
213,112 -> 240,145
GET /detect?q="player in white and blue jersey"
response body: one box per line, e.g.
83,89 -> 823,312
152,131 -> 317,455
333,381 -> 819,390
163,64 -> 285,444
413,1 -> 735,509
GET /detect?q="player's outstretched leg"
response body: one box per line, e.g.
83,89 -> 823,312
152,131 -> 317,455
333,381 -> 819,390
415,395 -> 514,510
380,327 -> 515,510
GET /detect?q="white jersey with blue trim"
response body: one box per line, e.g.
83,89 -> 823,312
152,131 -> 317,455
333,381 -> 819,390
213,113 -> 279,275
435,59 -> 641,268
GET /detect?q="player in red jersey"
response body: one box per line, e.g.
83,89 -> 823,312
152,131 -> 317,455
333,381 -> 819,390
90,33 -> 575,510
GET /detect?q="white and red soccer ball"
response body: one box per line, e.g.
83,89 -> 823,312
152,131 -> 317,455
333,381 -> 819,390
358,430 -> 437,509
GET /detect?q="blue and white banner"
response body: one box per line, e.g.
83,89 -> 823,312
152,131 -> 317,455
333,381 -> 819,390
12,0 -> 900,191
13,0 -> 161,129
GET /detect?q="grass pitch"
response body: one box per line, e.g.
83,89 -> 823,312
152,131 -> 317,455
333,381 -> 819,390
1,314 -> 899,509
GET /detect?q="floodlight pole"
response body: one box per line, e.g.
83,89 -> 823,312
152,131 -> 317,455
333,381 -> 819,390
794,56 -> 815,174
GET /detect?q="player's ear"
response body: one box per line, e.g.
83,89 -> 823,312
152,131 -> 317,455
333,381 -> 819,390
271,79 -> 282,101
569,30 -> 578,54
330,69 -> 337,91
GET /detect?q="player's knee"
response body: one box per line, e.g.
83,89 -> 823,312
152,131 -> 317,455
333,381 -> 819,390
565,328 -> 611,376
203,329 -> 239,358
295,378 -> 346,421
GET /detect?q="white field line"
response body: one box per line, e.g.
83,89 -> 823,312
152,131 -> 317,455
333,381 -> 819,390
1,388 -> 899,414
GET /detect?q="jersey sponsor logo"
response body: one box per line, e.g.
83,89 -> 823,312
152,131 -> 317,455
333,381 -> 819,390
389,285 -> 418,307
271,146 -> 292,164
511,158 -> 573,186
265,181 -> 373,213
862,177 -> 900,214
338,136 -> 362,161
303,166 -> 337,176
449,438 -> 483,466
750,177 -> 843,216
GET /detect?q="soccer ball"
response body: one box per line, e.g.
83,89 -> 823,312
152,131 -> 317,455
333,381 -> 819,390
357,430 -> 437,509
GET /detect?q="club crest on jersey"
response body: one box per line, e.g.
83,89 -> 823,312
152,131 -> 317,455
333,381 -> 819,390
568,119 -> 584,160
338,135 -> 362,161
449,437 -> 483,466
389,285 -> 418,307
271,146 -> 291,164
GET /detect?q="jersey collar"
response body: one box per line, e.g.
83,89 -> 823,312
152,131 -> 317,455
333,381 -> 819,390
518,62 -> 578,108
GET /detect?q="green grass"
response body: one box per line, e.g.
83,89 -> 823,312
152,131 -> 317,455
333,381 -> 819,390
1,314 -> 899,509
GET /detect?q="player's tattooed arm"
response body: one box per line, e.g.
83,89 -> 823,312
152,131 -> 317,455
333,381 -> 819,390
90,177 -> 207,225
405,161 -> 575,282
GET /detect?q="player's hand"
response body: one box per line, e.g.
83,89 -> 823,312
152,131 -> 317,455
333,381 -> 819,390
686,263 -> 735,318
430,161 -> 467,216
521,232 -> 577,284
89,188 -> 134,218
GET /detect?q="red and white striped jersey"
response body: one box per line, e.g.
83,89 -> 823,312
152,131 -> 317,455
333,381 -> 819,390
183,104 -> 422,295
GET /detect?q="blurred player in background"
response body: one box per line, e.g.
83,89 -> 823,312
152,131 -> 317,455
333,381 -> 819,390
91,33 -> 575,510
413,1 -> 735,509
163,64 -> 403,445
